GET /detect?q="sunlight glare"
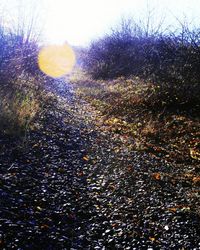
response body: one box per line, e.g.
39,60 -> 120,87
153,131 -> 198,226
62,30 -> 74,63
38,44 -> 76,78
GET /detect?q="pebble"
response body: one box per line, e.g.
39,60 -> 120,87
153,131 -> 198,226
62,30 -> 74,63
0,80 -> 199,249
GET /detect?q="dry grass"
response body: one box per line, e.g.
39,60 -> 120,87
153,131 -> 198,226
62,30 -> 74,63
71,70 -> 200,164
0,75 -> 45,137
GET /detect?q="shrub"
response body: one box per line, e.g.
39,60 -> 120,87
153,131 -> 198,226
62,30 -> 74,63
82,19 -> 200,111
0,22 -> 44,137
84,21 -> 200,82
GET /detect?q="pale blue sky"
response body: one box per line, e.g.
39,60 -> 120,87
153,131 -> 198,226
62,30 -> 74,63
1,0 -> 200,46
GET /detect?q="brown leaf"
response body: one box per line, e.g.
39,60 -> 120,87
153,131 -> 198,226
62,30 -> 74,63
168,207 -> 177,213
83,155 -> 89,161
127,165 -> 133,172
40,224 -> 49,229
152,173 -> 161,180
190,148 -> 200,160
192,176 -> 200,186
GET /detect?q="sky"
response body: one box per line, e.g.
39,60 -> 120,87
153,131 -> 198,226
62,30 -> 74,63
1,0 -> 200,46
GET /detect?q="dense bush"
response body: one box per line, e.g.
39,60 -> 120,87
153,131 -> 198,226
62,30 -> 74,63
82,20 -> 200,110
83,21 -> 200,84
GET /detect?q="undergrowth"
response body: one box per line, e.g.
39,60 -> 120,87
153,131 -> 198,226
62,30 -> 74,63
74,18 -> 200,163
0,22 -> 46,139
71,71 -> 200,164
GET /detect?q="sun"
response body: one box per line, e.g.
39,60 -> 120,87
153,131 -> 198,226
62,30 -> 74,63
38,44 -> 76,78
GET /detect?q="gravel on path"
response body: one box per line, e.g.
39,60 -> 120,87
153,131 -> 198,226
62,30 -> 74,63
0,80 -> 199,249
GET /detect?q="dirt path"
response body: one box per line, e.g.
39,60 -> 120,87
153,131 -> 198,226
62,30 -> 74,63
0,80 -> 199,249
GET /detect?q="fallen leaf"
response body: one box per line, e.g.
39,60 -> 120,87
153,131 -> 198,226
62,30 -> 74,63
192,176 -> 200,186
149,237 -> 156,242
127,166 -> 133,172
40,224 -> 49,229
181,206 -> 190,211
152,173 -> 161,180
190,148 -> 200,160
83,155 -> 89,161
168,207 -> 177,213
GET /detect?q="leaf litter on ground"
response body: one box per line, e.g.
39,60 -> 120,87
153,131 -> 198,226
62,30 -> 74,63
0,79 -> 199,249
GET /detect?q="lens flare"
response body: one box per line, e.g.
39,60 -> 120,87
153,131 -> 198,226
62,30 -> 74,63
38,44 -> 76,78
